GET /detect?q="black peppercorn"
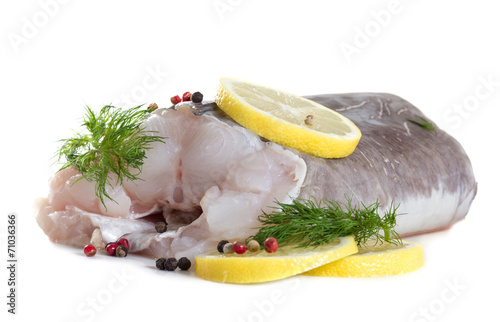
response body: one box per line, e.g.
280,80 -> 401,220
165,257 -> 178,271
217,240 -> 229,253
156,258 -> 167,270
155,221 -> 168,233
191,91 -> 203,103
177,257 -> 191,270
115,244 -> 128,257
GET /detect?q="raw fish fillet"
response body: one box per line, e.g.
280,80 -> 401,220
35,93 -> 477,260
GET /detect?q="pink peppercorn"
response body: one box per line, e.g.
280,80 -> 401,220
264,237 -> 278,253
170,95 -> 182,105
233,241 -> 246,254
116,238 -> 129,250
84,244 -> 97,257
182,92 -> 192,102
106,243 -> 117,256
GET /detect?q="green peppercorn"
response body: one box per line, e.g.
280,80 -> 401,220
247,240 -> 260,252
156,258 -> 167,270
177,257 -> 191,270
165,257 -> 178,271
217,240 -> 229,253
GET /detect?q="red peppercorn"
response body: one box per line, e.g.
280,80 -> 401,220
84,244 -> 97,257
170,95 -> 182,105
106,242 -> 117,256
182,92 -> 192,102
233,241 -> 246,254
117,238 -> 130,250
264,237 -> 278,253
147,103 -> 158,111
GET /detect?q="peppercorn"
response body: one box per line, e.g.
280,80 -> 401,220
177,257 -> 191,270
165,257 -> 178,271
156,258 -> 167,270
191,91 -> 203,103
233,241 -> 246,254
223,242 -> 234,254
304,115 -> 314,126
148,103 -> 158,111
115,244 -> 128,257
264,237 -> 278,253
182,92 -> 192,102
106,242 -> 117,256
217,240 -> 229,253
247,240 -> 260,252
84,244 -> 97,257
155,221 -> 168,233
171,95 -> 182,105
117,238 -> 130,250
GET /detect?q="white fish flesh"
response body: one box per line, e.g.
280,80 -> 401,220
35,93 -> 477,260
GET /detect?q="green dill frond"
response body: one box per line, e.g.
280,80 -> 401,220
56,104 -> 166,207
248,195 -> 403,248
407,115 -> 435,132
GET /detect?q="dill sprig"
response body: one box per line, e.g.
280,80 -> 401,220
249,196 -> 403,248
407,115 -> 435,132
56,104 -> 166,206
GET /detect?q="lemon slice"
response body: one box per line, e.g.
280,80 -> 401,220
195,235 -> 358,284
302,240 -> 424,278
215,77 -> 361,158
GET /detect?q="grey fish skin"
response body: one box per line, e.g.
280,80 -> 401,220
298,93 -> 477,236
202,92 -> 476,237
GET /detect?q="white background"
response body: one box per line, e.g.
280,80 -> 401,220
1,1 -> 499,321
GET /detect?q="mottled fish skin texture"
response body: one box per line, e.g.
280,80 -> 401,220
298,93 -> 477,236
35,94 -> 477,260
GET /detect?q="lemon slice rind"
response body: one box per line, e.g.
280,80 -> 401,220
302,240 -> 424,278
195,235 -> 358,284
215,77 -> 362,158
